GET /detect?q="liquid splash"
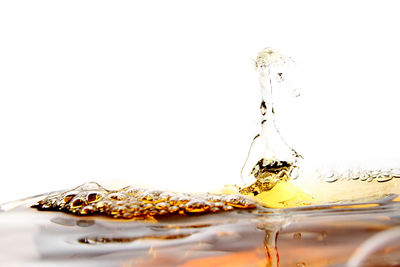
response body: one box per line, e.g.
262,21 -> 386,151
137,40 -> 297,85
236,47 -> 312,207
238,47 -> 400,206
30,47 -> 400,215
240,48 -> 302,191
2,46 -> 400,266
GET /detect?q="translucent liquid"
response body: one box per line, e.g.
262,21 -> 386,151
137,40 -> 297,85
2,194 -> 400,266
2,47 -> 400,266
238,47 -> 400,206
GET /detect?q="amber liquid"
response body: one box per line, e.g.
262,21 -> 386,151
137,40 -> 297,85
1,193 -> 400,266
2,47 -> 400,266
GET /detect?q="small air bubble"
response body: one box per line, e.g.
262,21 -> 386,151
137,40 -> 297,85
71,198 -> 84,208
87,192 -> 103,203
108,193 -> 127,201
324,171 -> 338,183
392,169 -> 400,178
377,171 -> 392,182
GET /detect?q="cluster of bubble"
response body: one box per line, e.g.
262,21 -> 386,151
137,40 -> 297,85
318,168 -> 400,183
32,182 -> 257,219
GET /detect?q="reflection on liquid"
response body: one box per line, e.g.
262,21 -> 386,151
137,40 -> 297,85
1,194 -> 400,266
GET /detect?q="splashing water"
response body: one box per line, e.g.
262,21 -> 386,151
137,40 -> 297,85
2,47 -> 400,266
241,47 -> 302,185
238,47 -> 400,207
24,46 -> 400,214
237,47 -> 307,207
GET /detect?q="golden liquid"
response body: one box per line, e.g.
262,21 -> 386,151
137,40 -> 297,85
32,182 -> 257,219
239,160 -> 293,195
30,47 -> 400,215
3,47 -> 400,266
2,193 -> 400,266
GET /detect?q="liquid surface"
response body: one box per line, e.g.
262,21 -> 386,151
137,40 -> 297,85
3,47 -> 400,266
2,194 -> 400,266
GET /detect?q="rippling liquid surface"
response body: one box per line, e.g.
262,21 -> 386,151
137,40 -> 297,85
2,193 -> 400,266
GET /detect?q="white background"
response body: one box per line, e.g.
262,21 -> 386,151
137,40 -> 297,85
1,1 -> 400,203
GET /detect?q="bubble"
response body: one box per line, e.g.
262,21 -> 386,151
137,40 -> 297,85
108,192 -> 127,201
87,192 -> 103,203
77,182 -> 102,191
392,169 -> 400,178
360,172 -> 369,181
350,170 -> 360,180
324,171 -> 338,183
63,192 -> 78,204
168,206 -> 179,213
185,201 -> 210,213
32,182 -> 257,219
71,198 -> 84,208
370,170 -> 380,179
155,202 -> 169,210
377,170 -> 393,182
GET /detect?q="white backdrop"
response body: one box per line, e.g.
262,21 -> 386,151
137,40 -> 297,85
1,1 -> 400,203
